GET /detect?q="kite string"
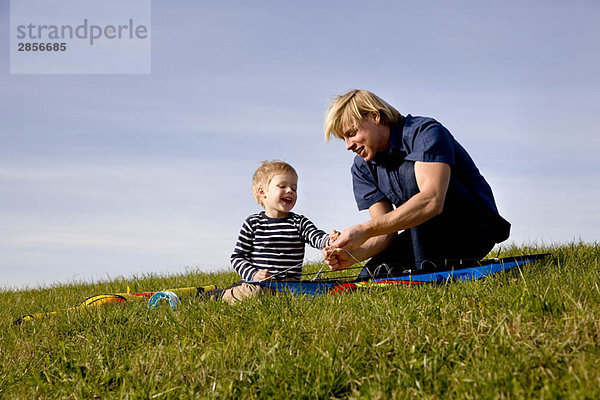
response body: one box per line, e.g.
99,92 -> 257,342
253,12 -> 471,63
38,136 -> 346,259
315,229 -> 362,278
311,246 -> 363,280
258,246 -> 363,283
259,233 -> 344,282
345,249 -> 362,264
257,261 -> 303,283
312,246 -> 337,280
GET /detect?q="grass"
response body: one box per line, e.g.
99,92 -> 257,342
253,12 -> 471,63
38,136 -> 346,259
1,243 -> 599,399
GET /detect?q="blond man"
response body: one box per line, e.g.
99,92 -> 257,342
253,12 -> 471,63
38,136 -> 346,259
323,90 -> 510,278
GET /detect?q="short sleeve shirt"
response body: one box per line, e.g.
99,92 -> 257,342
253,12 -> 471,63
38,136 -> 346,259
351,115 -> 500,215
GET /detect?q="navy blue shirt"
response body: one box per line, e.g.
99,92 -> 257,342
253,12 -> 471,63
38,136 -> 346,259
352,115 -> 508,240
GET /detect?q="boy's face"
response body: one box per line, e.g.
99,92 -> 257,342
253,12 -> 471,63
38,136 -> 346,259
260,172 -> 298,218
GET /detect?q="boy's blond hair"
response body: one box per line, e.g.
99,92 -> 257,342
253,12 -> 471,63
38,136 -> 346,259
323,89 -> 404,141
252,160 -> 297,206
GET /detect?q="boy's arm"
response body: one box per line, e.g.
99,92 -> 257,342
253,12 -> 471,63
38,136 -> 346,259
230,219 -> 262,281
298,216 -> 336,250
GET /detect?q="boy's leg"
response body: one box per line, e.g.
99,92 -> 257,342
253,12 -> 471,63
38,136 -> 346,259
221,282 -> 272,305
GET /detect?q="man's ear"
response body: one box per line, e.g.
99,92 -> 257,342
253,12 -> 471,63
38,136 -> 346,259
371,111 -> 381,124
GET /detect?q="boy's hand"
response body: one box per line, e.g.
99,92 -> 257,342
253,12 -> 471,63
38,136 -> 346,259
323,229 -> 342,267
252,269 -> 272,281
328,229 -> 341,246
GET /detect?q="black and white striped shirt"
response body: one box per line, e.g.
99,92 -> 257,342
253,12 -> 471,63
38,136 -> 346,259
230,211 -> 330,281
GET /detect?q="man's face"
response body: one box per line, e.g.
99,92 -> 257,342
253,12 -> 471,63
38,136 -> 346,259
342,114 -> 390,162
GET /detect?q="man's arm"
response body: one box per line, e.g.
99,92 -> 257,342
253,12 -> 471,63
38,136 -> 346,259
323,200 -> 394,269
331,161 -> 451,254
344,200 -> 396,260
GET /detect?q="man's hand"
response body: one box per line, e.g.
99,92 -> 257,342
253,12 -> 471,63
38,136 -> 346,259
330,224 -> 368,252
322,226 -> 366,270
321,247 -> 356,270
252,269 -> 272,281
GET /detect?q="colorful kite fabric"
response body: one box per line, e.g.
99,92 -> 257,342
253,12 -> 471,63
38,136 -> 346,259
256,254 -> 548,296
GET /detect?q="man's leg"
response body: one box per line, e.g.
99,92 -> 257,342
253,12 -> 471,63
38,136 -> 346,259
358,231 -> 415,279
363,161 -> 496,274
403,161 -> 497,269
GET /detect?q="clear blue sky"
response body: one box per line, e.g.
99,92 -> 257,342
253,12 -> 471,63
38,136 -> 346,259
2,0 -> 599,289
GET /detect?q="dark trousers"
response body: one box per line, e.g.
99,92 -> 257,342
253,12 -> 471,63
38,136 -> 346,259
359,161 -> 504,279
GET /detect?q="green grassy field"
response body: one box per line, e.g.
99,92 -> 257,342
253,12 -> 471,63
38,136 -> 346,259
1,243 -> 599,399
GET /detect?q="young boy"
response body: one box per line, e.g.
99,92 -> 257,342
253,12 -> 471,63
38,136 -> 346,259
225,160 -> 338,303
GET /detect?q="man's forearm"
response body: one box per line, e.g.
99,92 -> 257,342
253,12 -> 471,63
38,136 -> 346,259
362,161 -> 450,239
363,191 -> 443,238
349,232 -> 396,261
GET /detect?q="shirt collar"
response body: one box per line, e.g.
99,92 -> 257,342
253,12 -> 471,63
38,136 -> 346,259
371,118 -> 406,165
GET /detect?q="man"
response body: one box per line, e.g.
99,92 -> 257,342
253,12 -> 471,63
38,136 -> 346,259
322,89 -> 510,278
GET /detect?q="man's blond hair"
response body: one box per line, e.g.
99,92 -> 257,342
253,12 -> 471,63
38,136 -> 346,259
323,89 -> 403,141
252,160 -> 297,206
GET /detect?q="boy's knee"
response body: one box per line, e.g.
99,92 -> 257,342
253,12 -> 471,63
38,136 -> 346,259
222,282 -> 265,305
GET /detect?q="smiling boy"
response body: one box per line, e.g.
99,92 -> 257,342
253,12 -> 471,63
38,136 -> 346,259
226,161 -> 338,303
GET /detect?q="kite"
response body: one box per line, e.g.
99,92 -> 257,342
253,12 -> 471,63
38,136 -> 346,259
257,254 -> 549,296
14,254 -> 548,324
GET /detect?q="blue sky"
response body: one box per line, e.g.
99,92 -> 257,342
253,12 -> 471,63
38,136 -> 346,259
2,0 -> 599,289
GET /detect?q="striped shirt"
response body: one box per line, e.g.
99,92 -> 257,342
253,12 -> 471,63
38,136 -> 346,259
230,211 -> 330,281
